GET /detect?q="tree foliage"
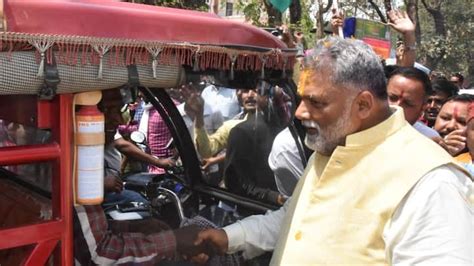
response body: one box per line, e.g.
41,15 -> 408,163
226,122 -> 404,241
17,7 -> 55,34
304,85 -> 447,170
130,0 -> 472,82
417,0 -> 473,80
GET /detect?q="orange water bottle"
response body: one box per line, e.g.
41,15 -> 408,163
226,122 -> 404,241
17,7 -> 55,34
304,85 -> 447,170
75,93 -> 105,205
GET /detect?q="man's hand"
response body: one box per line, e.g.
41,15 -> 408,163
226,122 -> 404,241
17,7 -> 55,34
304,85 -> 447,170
185,94 -> 205,128
104,175 -> 123,193
293,31 -> 304,44
194,228 -> 229,255
185,94 -> 204,116
434,129 -> 467,156
387,9 -> 416,67
277,194 -> 287,206
173,225 -> 207,257
387,10 -> 415,35
201,156 -> 219,171
279,25 -> 296,48
156,157 -> 176,169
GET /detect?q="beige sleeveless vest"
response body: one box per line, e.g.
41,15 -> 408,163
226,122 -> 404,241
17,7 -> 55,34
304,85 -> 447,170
271,108 -> 454,265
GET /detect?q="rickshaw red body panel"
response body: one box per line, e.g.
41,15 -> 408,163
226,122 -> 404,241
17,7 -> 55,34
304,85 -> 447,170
0,95 -> 74,265
4,0 -> 287,49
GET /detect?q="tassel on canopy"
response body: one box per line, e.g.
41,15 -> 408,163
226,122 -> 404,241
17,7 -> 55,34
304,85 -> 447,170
193,46 -> 201,72
146,46 -> 163,79
92,44 -> 111,79
259,55 -> 268,79
282,55 -> 288,78
228,53 -> 238,80
29,40 -> 54,78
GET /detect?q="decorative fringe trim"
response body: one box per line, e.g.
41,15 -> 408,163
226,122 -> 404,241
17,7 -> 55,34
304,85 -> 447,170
228,53 -> 238,80
259,55 -> 268,79
193,46 -> 201,72
92,44 -> 111,79
29,40 -> 54,77
1,32 -> 297,74
282,55 -> 288,78
146,46 -> 163,79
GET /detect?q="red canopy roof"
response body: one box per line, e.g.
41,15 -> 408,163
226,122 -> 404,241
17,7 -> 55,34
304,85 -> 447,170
4,0 -> 287,50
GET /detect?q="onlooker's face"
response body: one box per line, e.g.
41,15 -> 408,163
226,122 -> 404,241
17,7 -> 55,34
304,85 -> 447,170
238,89 -> 267,112
295,70 -> 358,155
102,93 -> 125,142
434,101 -> 470,137
387,75 -> 426,125
424,90 -> 450,123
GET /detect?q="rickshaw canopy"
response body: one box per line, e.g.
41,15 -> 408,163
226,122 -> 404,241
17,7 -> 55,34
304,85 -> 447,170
0,0 -> 296,95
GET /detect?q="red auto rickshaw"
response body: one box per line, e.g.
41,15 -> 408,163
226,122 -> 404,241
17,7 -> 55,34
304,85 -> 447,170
0,0 -> 302,264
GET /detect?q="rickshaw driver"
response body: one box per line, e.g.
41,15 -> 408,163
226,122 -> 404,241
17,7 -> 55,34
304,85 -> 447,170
101,88 -> 175,206
73,88 -> 206,265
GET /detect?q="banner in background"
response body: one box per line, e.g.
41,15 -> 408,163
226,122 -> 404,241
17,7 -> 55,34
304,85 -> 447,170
343,18 -> 393,59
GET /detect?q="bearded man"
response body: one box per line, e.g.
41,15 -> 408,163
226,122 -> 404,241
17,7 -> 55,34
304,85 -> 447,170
192,37 -> 473,265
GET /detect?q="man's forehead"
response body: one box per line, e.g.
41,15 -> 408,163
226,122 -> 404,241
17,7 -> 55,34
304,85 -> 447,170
389,76 -> 424,93
297,69 -> 330,96
430,91 -> 447,98
442,101 -> 469,114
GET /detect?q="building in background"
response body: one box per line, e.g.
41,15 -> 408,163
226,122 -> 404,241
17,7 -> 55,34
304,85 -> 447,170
208,0 -> 245,22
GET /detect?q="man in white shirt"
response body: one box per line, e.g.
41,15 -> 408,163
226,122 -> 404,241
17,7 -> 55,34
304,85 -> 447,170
192,37 -> 473,265
201,83 -> 240,121
268,127 -> 307,197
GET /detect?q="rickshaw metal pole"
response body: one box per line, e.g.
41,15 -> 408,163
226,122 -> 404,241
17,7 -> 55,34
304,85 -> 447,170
0,144 -> 60,165
59,94 -> 73,265
24,239 -> 59,266
0,220 -> 63,249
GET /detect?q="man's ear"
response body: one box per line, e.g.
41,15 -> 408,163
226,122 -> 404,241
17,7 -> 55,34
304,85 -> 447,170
354,91 -> 374,120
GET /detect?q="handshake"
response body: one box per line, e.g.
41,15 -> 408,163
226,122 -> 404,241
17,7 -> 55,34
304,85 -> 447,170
174,226 -> 231,264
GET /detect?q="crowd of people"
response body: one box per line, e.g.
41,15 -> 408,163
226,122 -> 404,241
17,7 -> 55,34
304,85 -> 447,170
67,7 -> 474,266
191,38 -> 473,265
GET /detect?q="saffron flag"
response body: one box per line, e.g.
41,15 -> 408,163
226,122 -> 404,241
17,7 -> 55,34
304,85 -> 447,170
270,0 -> 292,13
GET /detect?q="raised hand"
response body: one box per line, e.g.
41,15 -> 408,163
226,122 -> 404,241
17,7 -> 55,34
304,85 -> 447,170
293,31 -> 304,44
185,93 -> 205,119
387,9 -> 416,66
387,10 -> 415,34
